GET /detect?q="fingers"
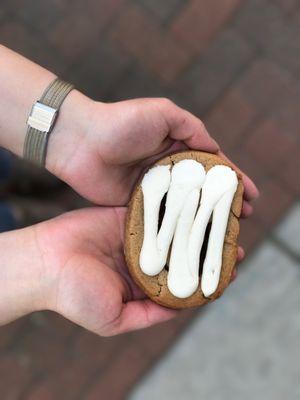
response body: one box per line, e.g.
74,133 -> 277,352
217,150 -> 259,201
241,201 -> 253,218
108,299 -> 178,335
237,246 -> 245,262
156,100 -> 258,201
141,140 -> 188,169
230,268 -> 238,282
157,99 -> 219,153
230,246 -> 245,283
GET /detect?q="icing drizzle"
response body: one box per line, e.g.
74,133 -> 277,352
140,160 -> 238,298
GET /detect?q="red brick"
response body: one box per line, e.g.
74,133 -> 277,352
237,59 -> 294,112
254,179 -> 295,228
15,335 -> 66,374
131,310 -> 195,356
171,0 -> 242,54
0,355 -> 32,399
0,318 -> 27,351
81,0 -> 125,20
84,311 -> 196,400
43,311 -> 76,340
279,148 -> 300,196
85,342 -> 151,400
234,0 -> 287,49
25,331 -> 124,400
270,86 -> 300,141
13,314 -> 71,374
244,119 -> 297,173
175,29 -> 254,115
138,0 -> 184,23
204,88 -> 257,151
40,363 -> 93,399
48,0 -> 125,60
274,0 -> 299,13
26,382 -> 56,400
267,25 -> 300,75
146,36 -> 191,83
25,364 -> 89,400
28,332 -> 127,399
68,39 -> 131,99
110,4 -> 192,83
47,13 -> 100,60
0,21 -> 66,74
13,0 -> 68,31
72,330 -> 125,367
292,7 -> 300,23
230,152 -> 265,188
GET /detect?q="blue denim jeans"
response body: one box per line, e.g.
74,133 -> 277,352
0,148 -> 16,232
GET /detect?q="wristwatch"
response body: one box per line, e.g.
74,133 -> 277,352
24,78 -> 74,166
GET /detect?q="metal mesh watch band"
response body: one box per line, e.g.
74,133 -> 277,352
24,78 -> 74,166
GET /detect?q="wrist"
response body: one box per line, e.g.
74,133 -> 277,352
45,89 -> 95,179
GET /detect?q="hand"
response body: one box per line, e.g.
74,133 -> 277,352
0,207 -> 245,335
0,47 -> 259,209
47,96 -> 259,207
0,208 -> 177,334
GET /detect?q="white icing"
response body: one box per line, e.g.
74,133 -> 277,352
139,160 -> 238,298
168,189 -> 200,298
140,160 -> 205,276
140,165 -> 171,276
189,166 -> 238,297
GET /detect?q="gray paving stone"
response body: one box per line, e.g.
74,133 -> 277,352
130,242 -> 300,400
275,202 -> 300,257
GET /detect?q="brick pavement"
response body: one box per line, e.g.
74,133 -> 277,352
0,0 -> 299,399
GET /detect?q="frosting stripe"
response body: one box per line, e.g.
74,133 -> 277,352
140,160 -> 238,298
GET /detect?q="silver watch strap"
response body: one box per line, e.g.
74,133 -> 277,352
24,78 -> 74,166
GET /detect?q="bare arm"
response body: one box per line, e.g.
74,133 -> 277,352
0,45 -> 91,171
0,45 -> 259,207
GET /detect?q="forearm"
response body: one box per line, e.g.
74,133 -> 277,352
0,226 -> 53,324
0,45 -> 93,172
0,45 -> 57,155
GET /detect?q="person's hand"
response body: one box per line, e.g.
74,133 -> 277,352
47,96 -> 259,208
0,208 -> 178,335
0,47 -> 259,210
38,207 -> 180,335
0,207 -> 245,335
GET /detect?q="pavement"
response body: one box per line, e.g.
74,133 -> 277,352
130,203 -> 300,400
0,0 -> 299,399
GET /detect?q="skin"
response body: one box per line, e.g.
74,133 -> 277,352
0,45 -> 258,335
0,208 -> 245,336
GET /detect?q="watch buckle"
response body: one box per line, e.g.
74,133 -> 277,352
27,102 -> 57,133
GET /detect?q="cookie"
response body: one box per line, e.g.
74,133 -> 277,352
125,150 -> 244,309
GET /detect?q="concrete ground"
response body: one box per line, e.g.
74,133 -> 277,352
130,203 -> 300,400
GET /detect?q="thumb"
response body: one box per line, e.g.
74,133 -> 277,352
156,98 -> 219,153
106,299 -> 178,336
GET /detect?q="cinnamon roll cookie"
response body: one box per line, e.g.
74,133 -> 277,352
125,151 -> 244,309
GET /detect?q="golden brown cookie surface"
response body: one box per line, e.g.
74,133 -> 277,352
125,151 -> 244,309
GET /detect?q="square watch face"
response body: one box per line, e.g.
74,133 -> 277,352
27,102 -> 57,132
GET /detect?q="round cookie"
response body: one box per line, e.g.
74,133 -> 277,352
125,150 -> 244,309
